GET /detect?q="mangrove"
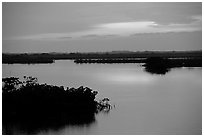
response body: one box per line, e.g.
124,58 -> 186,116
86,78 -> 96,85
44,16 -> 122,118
2,76 -> 111,134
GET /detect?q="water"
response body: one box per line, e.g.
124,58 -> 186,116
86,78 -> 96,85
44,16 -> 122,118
2,60 -> 202,135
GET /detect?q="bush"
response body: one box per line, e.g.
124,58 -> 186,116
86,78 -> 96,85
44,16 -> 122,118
2,76 -> 111,128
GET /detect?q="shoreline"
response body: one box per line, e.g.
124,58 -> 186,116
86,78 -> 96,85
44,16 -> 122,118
2,51 -> 202,64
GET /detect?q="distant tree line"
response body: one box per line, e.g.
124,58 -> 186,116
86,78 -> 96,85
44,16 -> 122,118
3,51 -> 202,64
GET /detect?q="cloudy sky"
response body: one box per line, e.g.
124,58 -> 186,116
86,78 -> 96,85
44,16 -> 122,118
2,2 -> 202,53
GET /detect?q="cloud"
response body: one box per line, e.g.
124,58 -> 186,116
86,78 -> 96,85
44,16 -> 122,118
6,15 -> 201,40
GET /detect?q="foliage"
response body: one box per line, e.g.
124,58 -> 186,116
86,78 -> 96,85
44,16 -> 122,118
2,76 -> 111,127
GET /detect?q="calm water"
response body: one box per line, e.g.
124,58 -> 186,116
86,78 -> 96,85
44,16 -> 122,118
2,60 -> 202,135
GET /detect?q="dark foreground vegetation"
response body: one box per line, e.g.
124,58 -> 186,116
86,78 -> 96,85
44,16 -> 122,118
3,51 -> 201,64
2,76 -> 111,134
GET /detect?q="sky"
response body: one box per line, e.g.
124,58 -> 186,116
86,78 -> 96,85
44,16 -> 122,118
2,2 -> 202,53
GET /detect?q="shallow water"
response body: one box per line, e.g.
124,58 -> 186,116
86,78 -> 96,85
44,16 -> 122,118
2,60 -> 202,135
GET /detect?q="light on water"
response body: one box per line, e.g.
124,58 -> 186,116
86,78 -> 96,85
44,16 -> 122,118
108,74 -> 151,83
2,60 -> 202,135
97,70 -> 154,84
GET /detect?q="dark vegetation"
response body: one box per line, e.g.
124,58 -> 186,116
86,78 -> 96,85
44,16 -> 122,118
2,76 -> 111,134
3,51 -> 202,64
3,53 -> 54,64
74,57 -> 201,65
143,57 -> 202,75
74,57 -> 201,75
74,58 -> 146,64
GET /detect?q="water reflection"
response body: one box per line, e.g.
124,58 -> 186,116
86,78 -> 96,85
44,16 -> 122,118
144,65 -> 170,75
96,69 -> 155,84
2,61 -> 202,135
3,112 -> 96,135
